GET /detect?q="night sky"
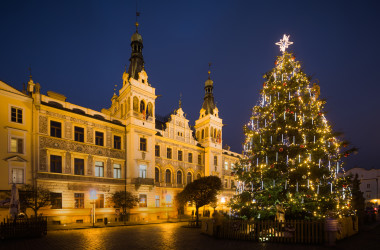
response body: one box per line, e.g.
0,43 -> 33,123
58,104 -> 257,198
1,0 -> 379,170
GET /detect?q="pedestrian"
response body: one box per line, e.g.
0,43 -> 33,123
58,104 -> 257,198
325,212 -> 338,246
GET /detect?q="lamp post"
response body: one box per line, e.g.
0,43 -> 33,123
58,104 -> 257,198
89,189 -> 98,227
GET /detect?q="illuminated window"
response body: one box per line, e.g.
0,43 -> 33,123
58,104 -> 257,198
50,155 -> 62,173
231,163 -> 235,170
139,194 -> 147,207
140,138 -> 147,151
74,126 -> 84,142
10,137 -> 23,153
11,107 -> 23,123
139,165 -> 147,178
224,161 -> 229,170
95,161 -> 104,177
50,121 -> 62,138
96,194 -> 104,208
155,195 -> 160,207
74,193 -> 84,208
114,136 -> 121,149
113,164 -> 121,178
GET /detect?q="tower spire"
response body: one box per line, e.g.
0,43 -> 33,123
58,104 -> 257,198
201,63 -> 216,115
127,12 -> 144,80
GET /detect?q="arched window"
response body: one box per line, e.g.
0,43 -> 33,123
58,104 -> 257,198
196,173 -> 201,180
196,131 -> 200,140
133,97 -> 139,112
187,172 -> 192,184
165,169 -> 171,183
147,102 -> 153,117
205,127 -> 209,138
155,167 -> 160,182
140,100 -> 145,113
177,171 -> 182,184
214,128 -> 217,138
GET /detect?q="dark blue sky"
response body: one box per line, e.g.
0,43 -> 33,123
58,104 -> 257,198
1,0 -> 379,169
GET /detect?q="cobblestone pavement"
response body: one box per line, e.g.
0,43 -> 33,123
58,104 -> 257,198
1,222 -> 379,250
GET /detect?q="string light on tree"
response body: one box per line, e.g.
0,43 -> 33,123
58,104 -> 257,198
229,34 -> 357,220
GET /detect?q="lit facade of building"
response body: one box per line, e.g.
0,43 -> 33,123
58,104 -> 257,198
0,23 -> 240,224
346,168 -> 380,207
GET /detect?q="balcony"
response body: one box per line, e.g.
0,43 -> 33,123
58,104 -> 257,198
131,177 -> 154,185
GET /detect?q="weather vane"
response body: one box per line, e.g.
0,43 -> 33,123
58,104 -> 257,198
275,34 -> 293,53
208,62 -> 211,79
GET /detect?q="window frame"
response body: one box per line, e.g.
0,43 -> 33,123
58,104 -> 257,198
155,167 -> 160,182
165,169 -> 171,183
114,135 -> 122,150
95,161 -> 104,177
188,153 -> 192,163
139,137 -> 147,151
50,192 -> 62,209
74,193 -> 84,209
155,145 -> 160,157
176,170 -> 182,184
50,120 -> 62,138
74,126 -> 85,142
95,131 -> 104,146
178,150 -> 183,161
10,106 -> 23,124
167,148 -> 172,159
113,163 -> 121,178
50,155 -> 62,173
74,158 -> 85,175
9,137 -> 24,154
139,164 -> 147,178
139,194 -> 147,207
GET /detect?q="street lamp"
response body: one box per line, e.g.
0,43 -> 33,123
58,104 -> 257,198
221,197 -> 226,213
89,189 -> 98,227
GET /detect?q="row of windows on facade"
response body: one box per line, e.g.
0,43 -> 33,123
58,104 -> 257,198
153,144 -> 203,164
50,155 -> 121,178
152,168 -> 201,184
50,193 -> 168,209
196,126 -> 221,140
50,120 -> 122,149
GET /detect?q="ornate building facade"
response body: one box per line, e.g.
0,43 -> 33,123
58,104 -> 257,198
0,23 -> 239,224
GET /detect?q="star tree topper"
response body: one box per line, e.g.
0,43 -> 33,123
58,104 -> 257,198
275,34 -> 293,53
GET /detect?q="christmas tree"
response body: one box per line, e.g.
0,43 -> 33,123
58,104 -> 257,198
230,35 -> 356,220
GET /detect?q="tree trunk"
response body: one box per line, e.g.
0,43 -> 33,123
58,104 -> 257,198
195,206 -> 199,227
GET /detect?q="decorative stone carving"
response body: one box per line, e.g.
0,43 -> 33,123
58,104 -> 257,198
68,183 -> 110,192
87,127 -> 93,143
65,121 -> 72,139
39,137 -> 124,160
106,131 -> 112,148
40,149 -> 47,171
107,158 -> 112,178
39,116 -> 48,134
65,152 -> 71,174
46,111 -> 66,120
87,155 -> 93,175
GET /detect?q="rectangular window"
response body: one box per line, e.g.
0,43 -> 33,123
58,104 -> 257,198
10,137 -> 23,153
11,107 -> 23,123
178,150 -> 183,161
95,161 -> 104,177
114,135 -> 121,149
214,156 -> 218,165
50,193 -> 62,209
167,148 -> 172,159
113,164 -> 121,178
74,193 -> 84,208
198,155 -> 202,165
140,138 -> 147,151
139,194 -> 147,207
95,131 -> 104,146
96,194 -> 104,208
188,153 -> 192,163
50,155 -> 62,173
50,121 -> 62,138
155,195 -> 160,207
12,168 -> 24,184
74,158 -> 84,175
139,165 -> 147,178
224,161 -> 229,170
74,126 -> 84,142
231,180 -> 235,189
224,179 -> 228,188
155,145 -> 160,157
231,163 -> 235,170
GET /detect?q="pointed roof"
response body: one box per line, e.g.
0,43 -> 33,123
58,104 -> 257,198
127,22 -> 145,80
201,69 -> 216,115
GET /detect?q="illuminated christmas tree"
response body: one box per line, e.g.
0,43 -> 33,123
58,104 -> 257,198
230,35 -> 356,220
